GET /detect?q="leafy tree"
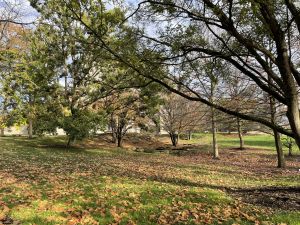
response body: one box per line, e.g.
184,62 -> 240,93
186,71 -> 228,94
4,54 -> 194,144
0,23 -> 29,136
28,0 -> 124,145
61,108 -> 105,146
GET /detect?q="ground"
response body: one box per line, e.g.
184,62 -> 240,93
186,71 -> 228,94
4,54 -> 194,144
0,134 -> 299,225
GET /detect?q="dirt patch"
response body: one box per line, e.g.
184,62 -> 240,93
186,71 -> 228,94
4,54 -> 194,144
228,187 -> 300,211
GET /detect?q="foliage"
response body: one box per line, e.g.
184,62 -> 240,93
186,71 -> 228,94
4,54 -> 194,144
60,109 -> 106,144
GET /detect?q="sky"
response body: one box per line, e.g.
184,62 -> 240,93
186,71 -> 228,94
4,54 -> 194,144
0,0 -> 38,23
0,0 -> 140,24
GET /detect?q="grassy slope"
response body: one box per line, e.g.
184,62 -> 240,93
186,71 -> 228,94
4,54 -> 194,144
0,135 -> 299,225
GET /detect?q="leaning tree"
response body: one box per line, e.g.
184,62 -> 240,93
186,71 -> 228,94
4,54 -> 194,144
127,0 -> 300,149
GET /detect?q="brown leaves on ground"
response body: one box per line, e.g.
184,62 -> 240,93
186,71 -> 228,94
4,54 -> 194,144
0,136 -> 299,224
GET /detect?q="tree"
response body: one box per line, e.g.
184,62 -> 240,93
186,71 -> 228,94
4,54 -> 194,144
27,0 -> 124,145
126,0 -> 300,148
222,71 -> 260,150
98,82 -> 161,147
0,23 -> 29,136
160,93 -> 206,147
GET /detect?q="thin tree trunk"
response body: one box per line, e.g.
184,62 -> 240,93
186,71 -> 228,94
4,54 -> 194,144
210,80 -> 219,159
269,91 -> 285,168
67,137 -> 72,148
288,140 -> 293,156
237,117 -> 244,150
273,130 -> 285,168
267,68 -> 285,168
0,128 -> 4,137
153,117 -> 161,136
188,131 -> 192,140
211,106 -> 219,159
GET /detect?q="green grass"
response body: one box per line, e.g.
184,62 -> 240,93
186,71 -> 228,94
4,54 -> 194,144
0,135 -> 299,225
190,133 -> 299,152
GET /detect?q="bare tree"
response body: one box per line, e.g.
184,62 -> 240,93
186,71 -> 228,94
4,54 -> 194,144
160,94 -> 206,147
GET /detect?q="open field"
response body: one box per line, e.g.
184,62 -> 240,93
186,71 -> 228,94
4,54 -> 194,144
0,134 -> 299,225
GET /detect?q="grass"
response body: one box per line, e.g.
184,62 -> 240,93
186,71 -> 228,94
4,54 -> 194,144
190,133 -> 299,152
0,134 -> 299,225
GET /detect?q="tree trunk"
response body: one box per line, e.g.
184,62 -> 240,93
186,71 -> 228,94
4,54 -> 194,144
112,132 -> 117,144
267,70 -> 285,167
269,90 -> 285,168
67,137 -> 72,148
188,131 -> 192,140
153,117 -> 161,136
0,128 -> 4,137
273,130 -> 285,168
110,115 -> 117,143
116,127 -> 123,147
237,117 -> 244,150
287,103 -> 300,150
117,135 -> 122,147
169,132 -> 178,146
28,119 -> 33,139
211,106 -> 219,159
288,140 -> 293,156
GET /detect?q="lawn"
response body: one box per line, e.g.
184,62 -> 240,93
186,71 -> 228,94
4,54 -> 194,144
189,133 -> 298,151
0,134 -> 299,225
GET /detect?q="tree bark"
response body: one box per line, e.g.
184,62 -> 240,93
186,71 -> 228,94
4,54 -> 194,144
0,128 -> 4,137
169,132 -> 178,146
288,140 -> 293,156
237,117 -> 244,150
287,100 -> 300,149
117,135 -> 122,147
269,85 -> 285,168
210,80 -> 219,159
211,106 -> 219,159
273,130 -> 285,168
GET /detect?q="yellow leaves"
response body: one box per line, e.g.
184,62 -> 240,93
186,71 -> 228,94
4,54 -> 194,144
222,206 -> 233,219
109,206 -> 129,224
62,107 -> 72,117
213,206 -> 220,213
37,200 -> 49,211
0,204 -> 10,221
240,212 -> 257,222
158,212 -> 169,224
67,217 -> 79,225
80,214 -> 98,225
